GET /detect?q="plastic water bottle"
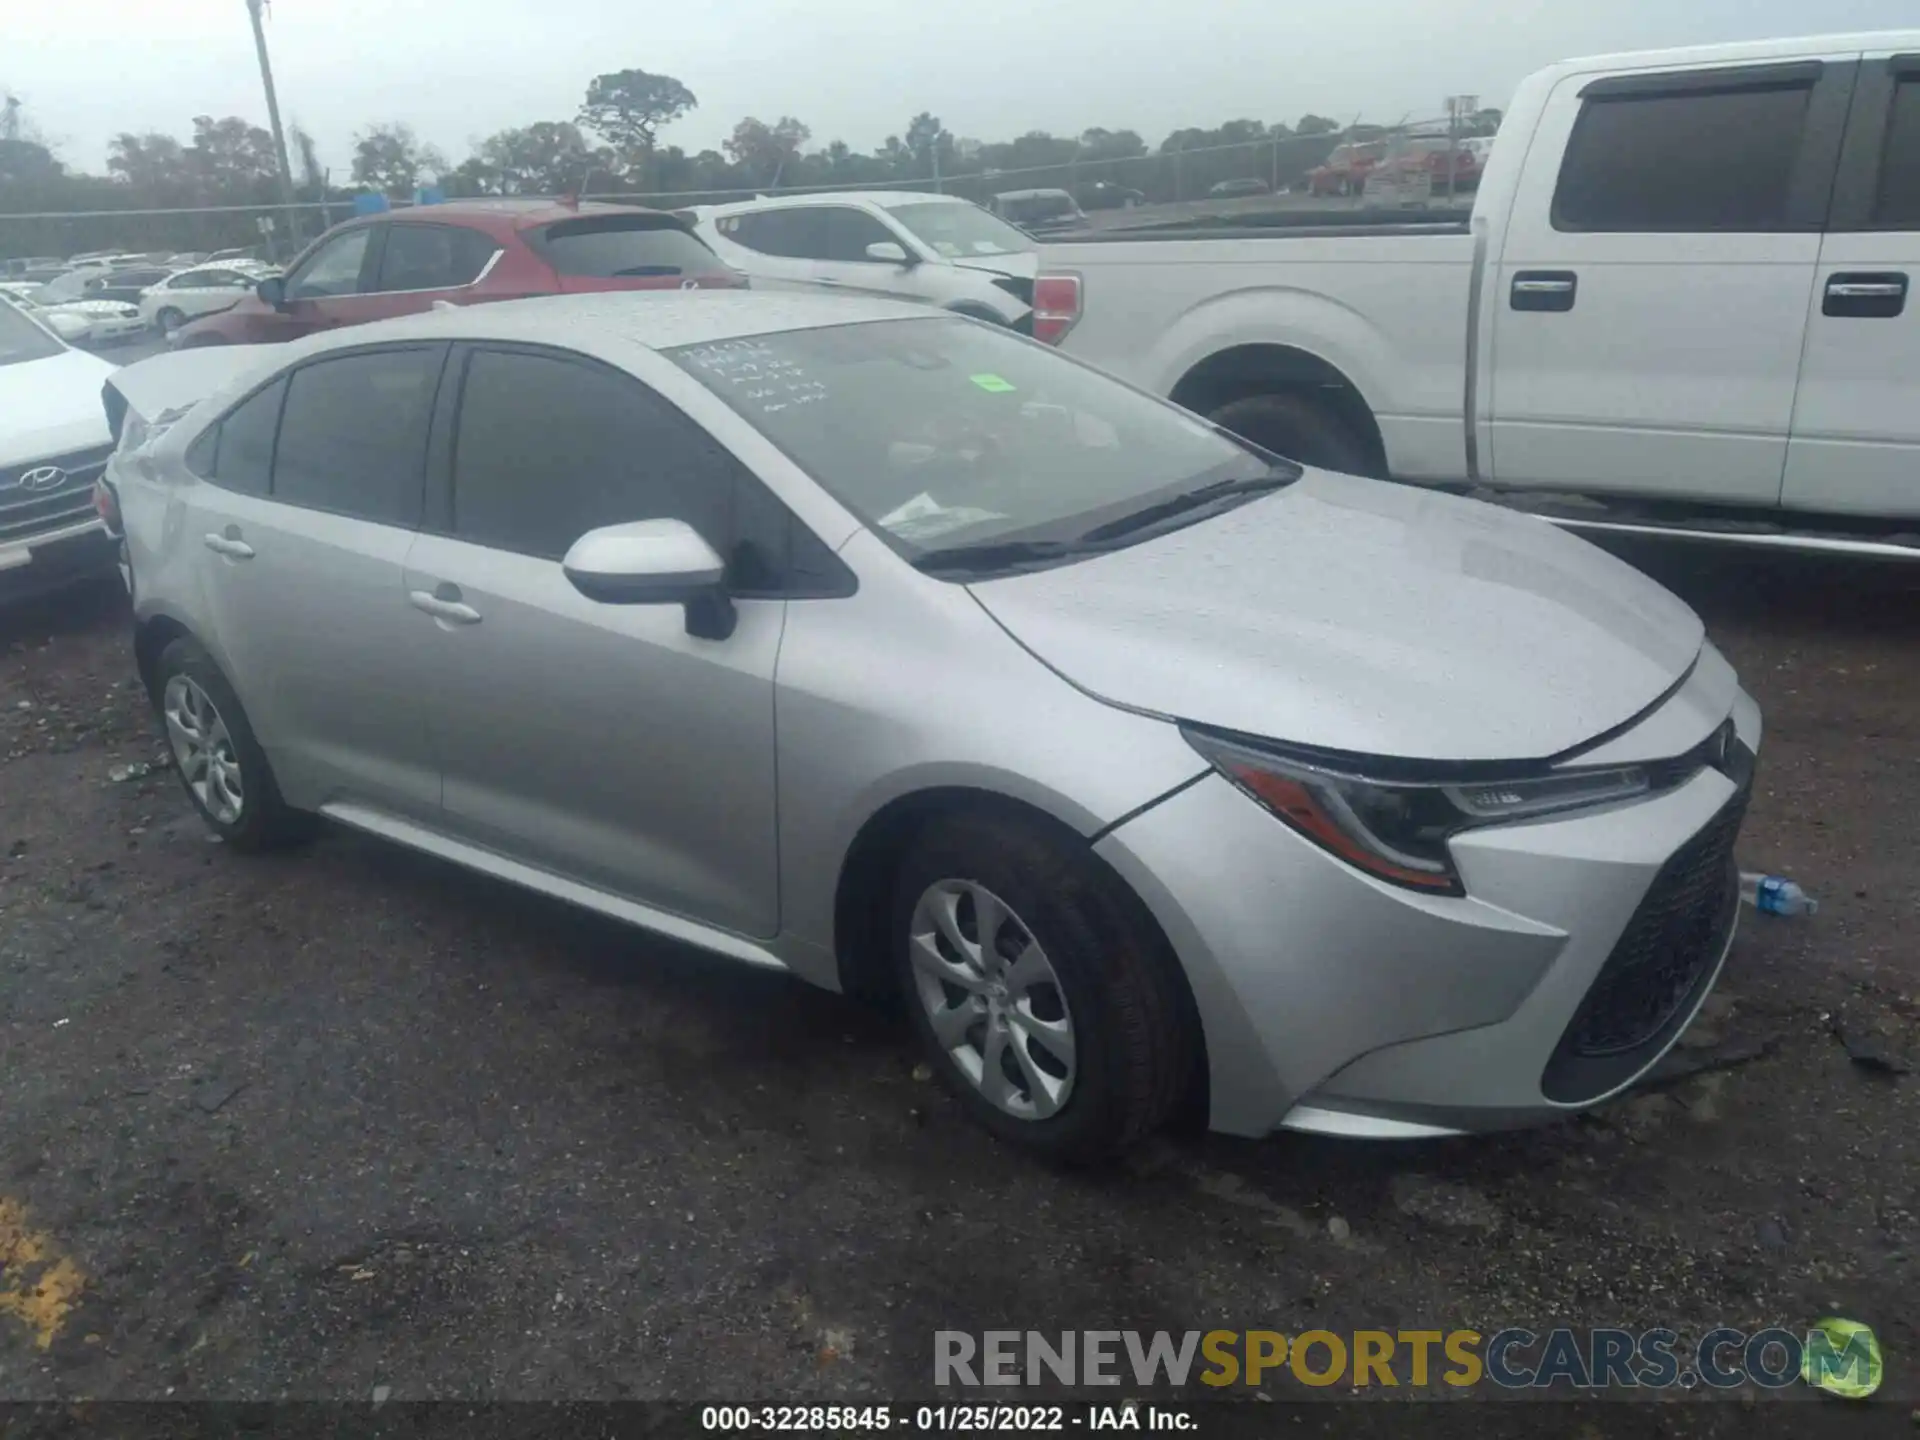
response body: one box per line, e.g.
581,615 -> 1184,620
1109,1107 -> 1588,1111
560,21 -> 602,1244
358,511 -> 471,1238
1740,872 -> 1820,917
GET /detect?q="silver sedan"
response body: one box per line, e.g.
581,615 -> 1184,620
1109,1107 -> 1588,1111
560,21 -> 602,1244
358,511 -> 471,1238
100,293 -> 1759,1161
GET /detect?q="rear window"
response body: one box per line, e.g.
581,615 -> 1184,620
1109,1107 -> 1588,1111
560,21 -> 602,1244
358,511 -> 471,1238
526,215 -> 728,278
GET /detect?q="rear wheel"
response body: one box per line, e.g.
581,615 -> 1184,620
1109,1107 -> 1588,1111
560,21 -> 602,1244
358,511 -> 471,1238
892,811 -> 1196,1163
1208,390 -> 1377,476
154,636 -> 312,851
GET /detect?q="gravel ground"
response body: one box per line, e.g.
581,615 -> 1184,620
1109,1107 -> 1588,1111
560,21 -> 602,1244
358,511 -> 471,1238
0,542 -> 1915,1414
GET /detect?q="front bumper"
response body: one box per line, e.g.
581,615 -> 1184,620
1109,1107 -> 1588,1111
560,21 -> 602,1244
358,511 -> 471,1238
0,518 -> 118,603
1094,663 -> 1762,1139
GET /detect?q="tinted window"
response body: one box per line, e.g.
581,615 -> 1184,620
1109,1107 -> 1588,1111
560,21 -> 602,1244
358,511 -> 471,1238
820,208 -> 899,262
272,348 -> 442,525
193,378 -> 286,494
668,317 -> 1280,559
724,209 -> 826,259
451,349 -> 783,584
375,223 -> 500,292
1878,76 -> 1920,227
1554,81 -> 1811,231
525,216 -> 728,278
286,228 -> 372,299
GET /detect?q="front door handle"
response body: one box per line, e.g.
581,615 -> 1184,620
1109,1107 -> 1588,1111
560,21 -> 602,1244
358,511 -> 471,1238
1511,271 -> 1578,312
1823,272 -> 1908,318
408,584 -> 482,626
203,532 -> 254,560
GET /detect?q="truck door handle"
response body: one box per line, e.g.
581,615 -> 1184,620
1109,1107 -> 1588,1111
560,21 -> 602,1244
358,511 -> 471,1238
1511,272 -> 1577,312
202,532 -> 254,560
1824,273 -> 1908,318
408,584 -> 482,626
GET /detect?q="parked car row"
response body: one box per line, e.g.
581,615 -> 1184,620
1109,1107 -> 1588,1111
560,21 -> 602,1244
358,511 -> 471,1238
0,251 -> 278,344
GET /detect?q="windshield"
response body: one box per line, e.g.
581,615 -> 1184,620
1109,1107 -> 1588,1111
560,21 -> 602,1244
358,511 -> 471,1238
667,317 -> 1289,563
0,300 -> 64,367
883,202 -> 1033,259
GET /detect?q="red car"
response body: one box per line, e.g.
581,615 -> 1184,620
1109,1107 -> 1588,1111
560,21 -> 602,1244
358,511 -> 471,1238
173,199 -> 745,348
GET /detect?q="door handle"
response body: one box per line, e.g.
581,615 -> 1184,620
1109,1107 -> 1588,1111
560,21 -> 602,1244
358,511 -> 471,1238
1511,271 -> 1577,312
202,532 -> 254,560
1823,272 -> 1908,318
408,587 -> 481,625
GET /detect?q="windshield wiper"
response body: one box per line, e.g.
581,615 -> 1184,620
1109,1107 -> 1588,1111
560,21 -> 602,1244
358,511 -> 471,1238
1078,471 -> 1293,544
911,537 -> 1098,576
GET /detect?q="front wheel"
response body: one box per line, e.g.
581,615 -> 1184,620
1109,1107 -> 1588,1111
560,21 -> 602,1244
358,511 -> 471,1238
892,812 -> 1196,1163
155,307 -> 186,337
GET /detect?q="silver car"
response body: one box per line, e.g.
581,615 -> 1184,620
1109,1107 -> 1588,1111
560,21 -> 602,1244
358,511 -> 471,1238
99,294 -> 1760,1162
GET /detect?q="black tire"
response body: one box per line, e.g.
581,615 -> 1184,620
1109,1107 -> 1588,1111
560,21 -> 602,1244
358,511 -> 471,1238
1207,390 -> 1378,476
891,811 -> 1196,1164
155,307 -> 186,336
153,636 -> 313,852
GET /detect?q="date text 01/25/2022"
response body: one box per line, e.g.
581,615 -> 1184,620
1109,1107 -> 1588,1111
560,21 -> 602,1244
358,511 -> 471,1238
701,1404 -> 1194,1431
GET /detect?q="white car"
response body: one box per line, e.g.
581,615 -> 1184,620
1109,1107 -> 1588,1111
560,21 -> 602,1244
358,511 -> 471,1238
0,296 -> 120,600
142,263 -> 276,338
690,192 -> 1039,329
0,288 -> 145,346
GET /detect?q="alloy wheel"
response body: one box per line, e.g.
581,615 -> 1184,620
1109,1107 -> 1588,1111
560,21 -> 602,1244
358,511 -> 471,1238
162,673 -> 244,825
908,879 -> 1076,1120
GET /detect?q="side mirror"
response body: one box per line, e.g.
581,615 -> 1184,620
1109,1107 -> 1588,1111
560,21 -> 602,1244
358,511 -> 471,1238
255,275 -> 288,310
865,241 -> 914,266
562,519 -> 736,639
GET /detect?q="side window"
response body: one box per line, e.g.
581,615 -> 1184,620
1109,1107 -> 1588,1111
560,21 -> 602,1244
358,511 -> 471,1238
189,378 -> 286,496
1877,75 -> 1920,227
1553,78 -> 1814,231
737,209 -> 827,259
374,224 -> 499,292
821,208 -> 899,262
450,348 -> 785,588
284,228 -> 373,300
272,347 -> 443,525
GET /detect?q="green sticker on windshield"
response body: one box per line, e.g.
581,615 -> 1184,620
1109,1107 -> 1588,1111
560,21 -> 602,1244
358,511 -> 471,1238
970,373 -> 1017,393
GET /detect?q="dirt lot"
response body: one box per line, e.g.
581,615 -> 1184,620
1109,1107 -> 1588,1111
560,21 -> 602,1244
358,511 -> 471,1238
1,543 -> 1916,1415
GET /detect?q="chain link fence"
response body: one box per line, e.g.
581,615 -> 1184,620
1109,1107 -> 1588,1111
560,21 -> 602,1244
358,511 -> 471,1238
1,116 -> 1487,259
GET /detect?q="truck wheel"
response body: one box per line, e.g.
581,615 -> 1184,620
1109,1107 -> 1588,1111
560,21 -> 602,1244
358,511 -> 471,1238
1208,391 -> 1377,476
892,810 -> 1196,1164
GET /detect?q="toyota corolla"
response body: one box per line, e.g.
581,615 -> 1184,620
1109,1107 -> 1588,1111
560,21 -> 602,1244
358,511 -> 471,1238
99,293 -> 1759,1161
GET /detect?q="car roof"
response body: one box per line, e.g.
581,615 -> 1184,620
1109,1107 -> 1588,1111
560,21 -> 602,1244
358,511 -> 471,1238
993,189 -> 1073,201
274,291 -> 931,365
701,190 -> 966,217
342,198 -> 680,236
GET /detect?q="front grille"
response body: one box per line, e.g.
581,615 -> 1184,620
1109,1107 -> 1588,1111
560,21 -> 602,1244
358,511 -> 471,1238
1541,745 -> 1753,1104
0,446 -> 111,547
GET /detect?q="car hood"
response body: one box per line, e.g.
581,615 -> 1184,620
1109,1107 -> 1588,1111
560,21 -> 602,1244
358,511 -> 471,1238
0,347 -> 118,466
967,469 -> 1705,763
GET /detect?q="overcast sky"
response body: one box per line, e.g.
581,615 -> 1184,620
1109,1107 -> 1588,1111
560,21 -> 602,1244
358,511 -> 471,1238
9,0 -> 1917,176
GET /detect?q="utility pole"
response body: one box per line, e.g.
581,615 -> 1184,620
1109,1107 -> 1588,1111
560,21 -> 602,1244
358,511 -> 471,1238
246,0 -> 301,249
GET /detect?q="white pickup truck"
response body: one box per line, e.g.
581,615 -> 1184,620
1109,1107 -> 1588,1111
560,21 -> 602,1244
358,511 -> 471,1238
1034,31 -> 1920,557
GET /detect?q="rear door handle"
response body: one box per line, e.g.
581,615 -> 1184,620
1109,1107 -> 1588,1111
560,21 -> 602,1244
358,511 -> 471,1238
1824,272 -> 1908,318
202,532 -> 254,560
408,585 -> 481,625
1511,271 -> 1577,312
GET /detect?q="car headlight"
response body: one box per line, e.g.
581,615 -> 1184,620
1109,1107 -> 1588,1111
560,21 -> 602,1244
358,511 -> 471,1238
1182,728 -> 1656,896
